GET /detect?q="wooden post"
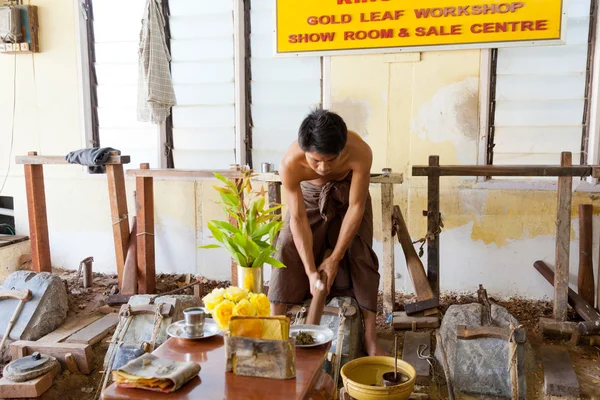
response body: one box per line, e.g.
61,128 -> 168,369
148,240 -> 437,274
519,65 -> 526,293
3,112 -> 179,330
578,204 -> 594,307
554,152 -> 573,321
24,151 -> 51,272
381,172 -> 395,315
106,161 -> 130,287
136,163 -> 155,294
427,156 -> 440,298
230,177 -> 243,286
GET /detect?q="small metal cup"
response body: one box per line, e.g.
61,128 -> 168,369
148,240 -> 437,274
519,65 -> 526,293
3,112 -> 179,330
183,307 -> 205,337
261,162 -> 273,173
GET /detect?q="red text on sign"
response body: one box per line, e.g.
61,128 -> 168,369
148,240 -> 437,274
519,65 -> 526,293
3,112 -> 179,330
337,0 -> 391,4
416,25 -> 462,36
415,3 -> 524,18
307,14 -> 352,25
470,20 -> 548,33
344,29 -> 395,40
360,10 -> 405,22
288,32 -> 336,43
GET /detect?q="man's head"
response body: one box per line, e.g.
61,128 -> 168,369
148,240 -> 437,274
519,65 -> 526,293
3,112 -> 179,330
298,109 -> 348,176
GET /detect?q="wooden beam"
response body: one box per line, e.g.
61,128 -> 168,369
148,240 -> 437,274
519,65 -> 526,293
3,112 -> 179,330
65,313 -> 119,345
578,204 -> 595,307
381,181 -> 395,315
554,152 -> 573,321
230,178 -> 243,287
16,154 -> 130,165
23,151 -> 51,273
106,164 -> 130,287
136,163 -> 155,294
427,156 -> 440,298
413,164 -> 593,177
125,169 -> 403,184
534,260 -> 600,322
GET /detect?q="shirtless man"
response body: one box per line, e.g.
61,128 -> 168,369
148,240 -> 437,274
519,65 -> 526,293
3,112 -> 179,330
268,109 -> 384,356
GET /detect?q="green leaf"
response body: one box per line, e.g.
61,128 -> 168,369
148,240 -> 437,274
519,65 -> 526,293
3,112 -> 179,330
219,192 -> 239,208
211,220 -> 240,235
262,205 -> 282,215
266,257 -> 286,269
252,247 -> 272,268
223,236 -> 247,267
208,222 -> 226,244
214,172 -> 237,190
212,185 -> 234,195
269,221 -> 284,243
252,221 -> 277,240
198,244 -> 221,249
256,197 -> 265,212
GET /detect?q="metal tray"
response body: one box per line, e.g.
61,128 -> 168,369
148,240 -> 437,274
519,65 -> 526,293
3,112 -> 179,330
166,318 -> 222,340
290,324 -> 334,348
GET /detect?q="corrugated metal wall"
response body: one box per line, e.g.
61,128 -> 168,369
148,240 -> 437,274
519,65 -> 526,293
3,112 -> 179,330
492,0 -> 592,165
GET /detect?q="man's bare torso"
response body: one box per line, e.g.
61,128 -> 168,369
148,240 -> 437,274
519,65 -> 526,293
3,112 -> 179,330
280,130 -> 371,187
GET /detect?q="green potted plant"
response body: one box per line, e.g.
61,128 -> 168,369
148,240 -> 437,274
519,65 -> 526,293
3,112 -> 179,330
199,167 -> 286,293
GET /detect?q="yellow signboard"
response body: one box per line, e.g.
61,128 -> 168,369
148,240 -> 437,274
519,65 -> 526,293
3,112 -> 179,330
275,0 -> 565,55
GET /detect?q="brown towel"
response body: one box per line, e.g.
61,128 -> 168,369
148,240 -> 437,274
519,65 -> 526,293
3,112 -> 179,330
268,172 -> 380,312
113,353 -> 200,393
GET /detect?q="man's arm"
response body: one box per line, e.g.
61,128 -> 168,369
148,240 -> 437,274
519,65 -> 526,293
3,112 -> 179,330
281,167 -> 321,294
319,150 -> 373,292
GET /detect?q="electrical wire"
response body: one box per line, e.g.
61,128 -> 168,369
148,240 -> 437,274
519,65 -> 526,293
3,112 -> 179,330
0,54 -> 17,195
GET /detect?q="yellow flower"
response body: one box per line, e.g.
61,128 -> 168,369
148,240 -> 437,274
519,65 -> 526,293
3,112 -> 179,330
224,286 -> 248,302
232,299 -> 257,317
202,288 -> 225,312
213,300 -> 235,329
249,293 -> 271,317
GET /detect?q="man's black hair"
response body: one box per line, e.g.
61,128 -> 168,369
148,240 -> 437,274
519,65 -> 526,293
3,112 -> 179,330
298,109 -> 348,156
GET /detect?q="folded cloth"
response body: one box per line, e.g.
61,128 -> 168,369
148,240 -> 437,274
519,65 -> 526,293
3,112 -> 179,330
113,353 -> 200,393
65,147 -> 121,174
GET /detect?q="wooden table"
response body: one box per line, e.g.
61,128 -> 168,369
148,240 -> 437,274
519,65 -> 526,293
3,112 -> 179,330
102,335 -> 333,400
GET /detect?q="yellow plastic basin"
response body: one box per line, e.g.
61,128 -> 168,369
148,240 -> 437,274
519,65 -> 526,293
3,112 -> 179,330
341,356 -> 416,400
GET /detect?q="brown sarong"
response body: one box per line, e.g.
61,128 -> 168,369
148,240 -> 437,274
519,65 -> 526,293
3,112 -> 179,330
268,173 -> 380,312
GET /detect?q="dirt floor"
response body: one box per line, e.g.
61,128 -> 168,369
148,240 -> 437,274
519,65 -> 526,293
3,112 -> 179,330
1,269 -> 598,399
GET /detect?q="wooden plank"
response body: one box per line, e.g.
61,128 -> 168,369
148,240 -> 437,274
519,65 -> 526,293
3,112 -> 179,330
125,169 -> 404,184
381,182 -> 395,315
24,152 -> 51,273
402,332 -> 431,385
412,164 -> 592,177
456,325 -> 512,341
578,204 -> 595,307
107,163 -> 130,287
10,341 -> 95,375
554,152 -> 573,321
427,156 -> 440,298
393,206 -> 435,304
534,261 -> 600,322
230,178 -> 243,287
392,312 -> 440,330
65,313 -> 119,345
539,317 -> 578,339
0,364 -> 60,399
136,163 -> 156,294
121,216 -> 138,296
16,154 -> 130,165
36,314 -> 102,343
541,346 -> 580,397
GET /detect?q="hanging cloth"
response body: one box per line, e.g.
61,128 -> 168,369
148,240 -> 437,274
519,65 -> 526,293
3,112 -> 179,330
137,0 -> 176,124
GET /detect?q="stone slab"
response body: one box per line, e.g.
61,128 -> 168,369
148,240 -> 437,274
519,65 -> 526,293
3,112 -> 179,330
541,345 -> 580,397
402,332 -> 431,385
104,295 -> 200,370
435,303 -> 526,399
0,271 -> 68,341
0,364 -> 60,399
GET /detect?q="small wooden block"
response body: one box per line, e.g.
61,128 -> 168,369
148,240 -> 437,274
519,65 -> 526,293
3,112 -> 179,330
36,314 -> 102,343
393,312 -> 440,330
0,364 -> 60,398
541,345 -> 580,397
65,353 -> 79,373
11,341 -> 94,375
404,298 -> 439,316
402,332 -> 431,385
66,313 -> 119,345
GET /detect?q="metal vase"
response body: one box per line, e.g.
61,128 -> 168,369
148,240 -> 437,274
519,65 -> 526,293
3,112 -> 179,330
236,266 -> 263,293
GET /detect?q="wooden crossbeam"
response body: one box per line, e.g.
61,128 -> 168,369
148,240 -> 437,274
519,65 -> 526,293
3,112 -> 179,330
125,169 -> 403,184
413,164 -> 595,177
16,155 -> 130,165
